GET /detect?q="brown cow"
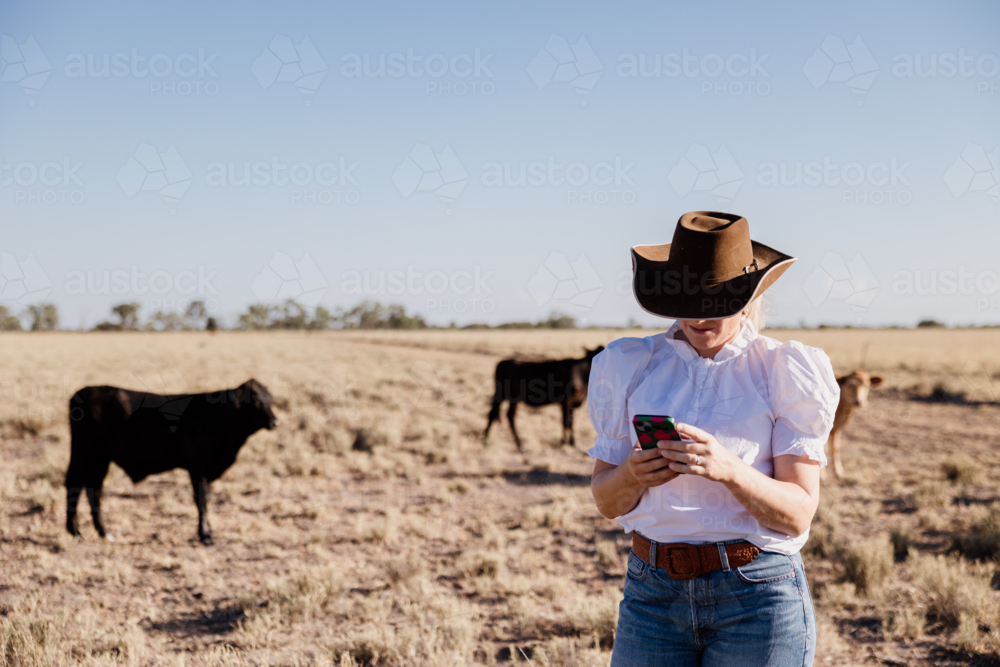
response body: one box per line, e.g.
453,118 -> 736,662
827,370 -> 883,479
484,347 -> 604,450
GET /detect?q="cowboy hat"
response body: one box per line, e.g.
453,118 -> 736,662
631,211 -> 796,320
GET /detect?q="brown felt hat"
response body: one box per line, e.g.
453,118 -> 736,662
631,211 -> 796,320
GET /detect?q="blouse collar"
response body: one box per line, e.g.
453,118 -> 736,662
662,318 -> 758,364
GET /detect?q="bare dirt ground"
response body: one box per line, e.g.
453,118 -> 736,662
2,330 -> 1000,666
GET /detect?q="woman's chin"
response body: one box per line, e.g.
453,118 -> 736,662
687,334 -> 718,348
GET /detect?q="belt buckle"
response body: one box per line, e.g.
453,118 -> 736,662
664,544 -> 702,580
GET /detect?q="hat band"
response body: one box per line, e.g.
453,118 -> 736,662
663,260 -> 760,287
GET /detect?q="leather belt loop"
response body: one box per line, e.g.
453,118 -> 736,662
718,543 -> 731,572
631,533 -> 757,579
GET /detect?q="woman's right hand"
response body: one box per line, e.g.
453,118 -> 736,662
626,447 -> 681,488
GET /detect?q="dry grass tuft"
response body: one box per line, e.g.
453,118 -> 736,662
534,635 -> 608,667
941,454 -> 981,484
559,589 -> 620,648
0,599 -> 148,666
951,507 -> 1000,560
804,522 -> 835,560
907,481 -> 952,510
890,528 -> 913,562
906,552 -> 1000,651
839,534 -> 894,595
594,537 -> 621,569
883,606 -> 927,642
456,550 -> 503,580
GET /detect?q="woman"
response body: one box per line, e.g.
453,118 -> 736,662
589,212 -> 839,666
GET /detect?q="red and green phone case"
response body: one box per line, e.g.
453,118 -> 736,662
632,415 -> 681,450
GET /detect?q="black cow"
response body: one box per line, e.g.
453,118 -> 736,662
484,347 -> 604,450
65,378 -> 279,545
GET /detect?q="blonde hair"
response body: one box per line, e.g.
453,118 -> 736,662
743,295 -> 769,331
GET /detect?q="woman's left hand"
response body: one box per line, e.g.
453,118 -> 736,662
657,423 -> 742,483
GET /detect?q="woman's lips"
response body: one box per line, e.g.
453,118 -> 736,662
690,326 -> 714,334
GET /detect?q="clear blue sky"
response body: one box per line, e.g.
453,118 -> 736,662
2,0 -> 998,328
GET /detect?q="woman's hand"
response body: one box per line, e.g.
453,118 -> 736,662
591,449 -> 680,519
657,423 -> 743,483
625,446 -> 681,488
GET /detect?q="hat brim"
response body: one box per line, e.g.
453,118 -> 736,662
631,240 -> 796,320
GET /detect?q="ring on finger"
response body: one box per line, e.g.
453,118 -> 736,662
695,454 -> 703,466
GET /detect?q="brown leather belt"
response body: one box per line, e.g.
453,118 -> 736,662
632,533 -> 760,580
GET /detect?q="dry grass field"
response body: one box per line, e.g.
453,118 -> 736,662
3,328 -> 1000,666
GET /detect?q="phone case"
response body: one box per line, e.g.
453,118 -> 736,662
632,415 -> 680,450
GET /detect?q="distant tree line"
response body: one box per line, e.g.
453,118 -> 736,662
0,304 -> 59,331
237,300 -> 427,330
0,300 -> 973,332
459,312 -> 577,330
93,301 -> 217,331
85,299 -> 429,331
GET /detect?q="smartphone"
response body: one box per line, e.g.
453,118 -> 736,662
632,415 -> 681,450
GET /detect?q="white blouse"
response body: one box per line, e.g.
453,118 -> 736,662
587,319 -> 840,555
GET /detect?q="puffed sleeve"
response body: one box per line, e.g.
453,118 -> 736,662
769,341 -> 840,466
587,336 -> 653,465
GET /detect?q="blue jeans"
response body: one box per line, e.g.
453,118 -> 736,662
611,541 -> 816,667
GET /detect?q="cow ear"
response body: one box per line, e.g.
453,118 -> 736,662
870,376 -> 883,386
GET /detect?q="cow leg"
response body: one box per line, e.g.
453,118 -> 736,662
82,458 -> 111,539
65,457 -> 86,538
484,401 -> 502,445
506,401 -> 523,451
87,486 -> 112,540
830,431 -> 845,480
65,485 -> 83,537
559,399 -> 573,445
190,471 -> 213,545
85,460 -> 112,540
